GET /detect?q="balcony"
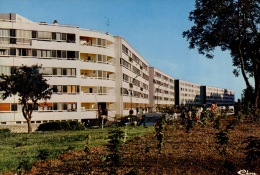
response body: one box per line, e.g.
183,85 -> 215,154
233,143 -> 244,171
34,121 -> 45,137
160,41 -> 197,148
80,53 -> 115,65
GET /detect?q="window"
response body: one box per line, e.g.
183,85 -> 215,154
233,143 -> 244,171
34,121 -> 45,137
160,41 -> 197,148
123,74 -> 129,82
32,49 -> 37,56
63,85 -> 67,93
38,31 -> 51,40
11,103 -> 17,111
0,29 -> 9,44
62,51 -> 66,58
40,67 -> 52,75
52,32 -> 56,40
122,44 -> 128,54
18,48 -> 28,56
71,68 -> 76,76
52,50 -> 57,58
32,31 -> 37,38
0,66 -> 11,75
57,85 -> 62,93
0,48 -> 9,56
57,68 -> 62,76
67,68 -> 72,76
62,68 -> 67,75
56,33 -> 61,41
57,50 -> 61,58
67,33 -> 75,43
0,29 -> 9,37
96,38 -> 106,47
68,86 -> 76,93
67,103 -> 77,111
62,33 -> 66,40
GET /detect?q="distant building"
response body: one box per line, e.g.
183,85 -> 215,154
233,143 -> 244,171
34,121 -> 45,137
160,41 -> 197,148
200,86 -> 235,106
174,79 -> 201,106
149,67 -> 175,112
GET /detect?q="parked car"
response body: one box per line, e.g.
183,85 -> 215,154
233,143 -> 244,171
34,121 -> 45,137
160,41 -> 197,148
142,113 -> 164,126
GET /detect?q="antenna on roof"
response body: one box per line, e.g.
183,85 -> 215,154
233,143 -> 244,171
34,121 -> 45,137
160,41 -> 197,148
105,17 -> 110,34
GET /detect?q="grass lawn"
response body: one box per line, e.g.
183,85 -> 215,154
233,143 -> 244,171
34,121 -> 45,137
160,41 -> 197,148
0,125 -> 154,173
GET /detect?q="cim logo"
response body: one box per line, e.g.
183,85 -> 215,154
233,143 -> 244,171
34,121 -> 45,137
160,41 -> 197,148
237,169 -> 257,175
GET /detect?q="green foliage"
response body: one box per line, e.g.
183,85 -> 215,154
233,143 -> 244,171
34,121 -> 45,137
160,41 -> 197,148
0,64 -> 52,132
84,134 -> 91,153
37,149 -> 50,160
244,136 -> 260,169
0,128 -> 11,138
185,119 -> 196,133
183,0 -> 260,112
17,159 -> 32,174
125,169 -> 139,175
37,121 -> 86,131
105,125 -> 124,174
0,126 -> 153,174
213,117 -> 221,130
215,131 -> 229,156
154,118 -> 164,153
236,112 -> 244,124
0,128 -> 11,134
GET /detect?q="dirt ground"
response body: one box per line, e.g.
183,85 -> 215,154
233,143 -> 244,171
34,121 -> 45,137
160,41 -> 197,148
16,116 -> 260,175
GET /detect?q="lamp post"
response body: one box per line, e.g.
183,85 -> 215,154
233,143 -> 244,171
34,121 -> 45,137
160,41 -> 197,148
156,82 -> 163,112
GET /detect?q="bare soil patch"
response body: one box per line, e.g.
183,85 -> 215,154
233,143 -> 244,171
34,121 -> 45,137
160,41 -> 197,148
13,117 -> 260,175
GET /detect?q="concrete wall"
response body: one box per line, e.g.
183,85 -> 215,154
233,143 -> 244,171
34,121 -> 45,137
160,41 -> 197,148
0,124 -> 40,133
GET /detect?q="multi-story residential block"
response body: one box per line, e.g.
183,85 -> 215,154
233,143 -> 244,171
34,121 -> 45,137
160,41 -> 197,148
200,86 -> 235,106
174,79 -> 201,106
115,37 -> 150,116
149,67 -> 174,111
0,13 -> 235,126
0,13 -> 149,125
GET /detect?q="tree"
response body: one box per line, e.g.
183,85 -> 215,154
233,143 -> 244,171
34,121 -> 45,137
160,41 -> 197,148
183,0 -> 260,116
0,65 -> 52,133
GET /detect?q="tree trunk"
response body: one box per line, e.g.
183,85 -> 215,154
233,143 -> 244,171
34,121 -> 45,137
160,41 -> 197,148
22,105 -> 33,133
253,62 -> 259,117
27,117 -> 33,133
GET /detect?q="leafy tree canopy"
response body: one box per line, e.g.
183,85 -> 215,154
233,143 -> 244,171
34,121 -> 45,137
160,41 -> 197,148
183,0 -> 260,113
0,64 -> 52,132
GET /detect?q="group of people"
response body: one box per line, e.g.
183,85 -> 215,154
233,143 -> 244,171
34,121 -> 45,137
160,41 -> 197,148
180,106 -> 204,125
180,101 -> 218,125
137,101 -> 219,127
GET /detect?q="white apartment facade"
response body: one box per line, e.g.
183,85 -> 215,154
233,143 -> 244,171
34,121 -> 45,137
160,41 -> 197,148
0,13 -> 149,124
149,67 -> 175,111
115,37 -> 150,116
174,79 -> 201,106
200,86 -> 235,106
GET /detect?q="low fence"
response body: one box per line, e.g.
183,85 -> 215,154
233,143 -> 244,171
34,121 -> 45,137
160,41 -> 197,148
0,124 -> 40,133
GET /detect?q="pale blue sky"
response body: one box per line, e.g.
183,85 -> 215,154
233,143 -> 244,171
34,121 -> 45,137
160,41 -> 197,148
0,0 -> 246,100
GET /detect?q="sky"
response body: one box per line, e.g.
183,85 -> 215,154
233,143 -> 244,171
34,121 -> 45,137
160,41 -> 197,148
0,0 -> 247,100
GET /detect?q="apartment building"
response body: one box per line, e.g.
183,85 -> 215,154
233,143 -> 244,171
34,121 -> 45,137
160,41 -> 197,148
200,86 -> 235,106
0,13 -> 149,124
174,79 -> 201,106
0,13 -> 235,125
115,37 -> 150,116
174,78 -> 235,106
149,67 -> 175,112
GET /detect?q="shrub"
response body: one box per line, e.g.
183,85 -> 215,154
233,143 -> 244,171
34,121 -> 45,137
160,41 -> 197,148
0,128 -> 11,138
0,128 -> 11,134
68,121 -> 86,130
37,121 -> 85,131
119,115 -> 138,126
244,136 -> 260,169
